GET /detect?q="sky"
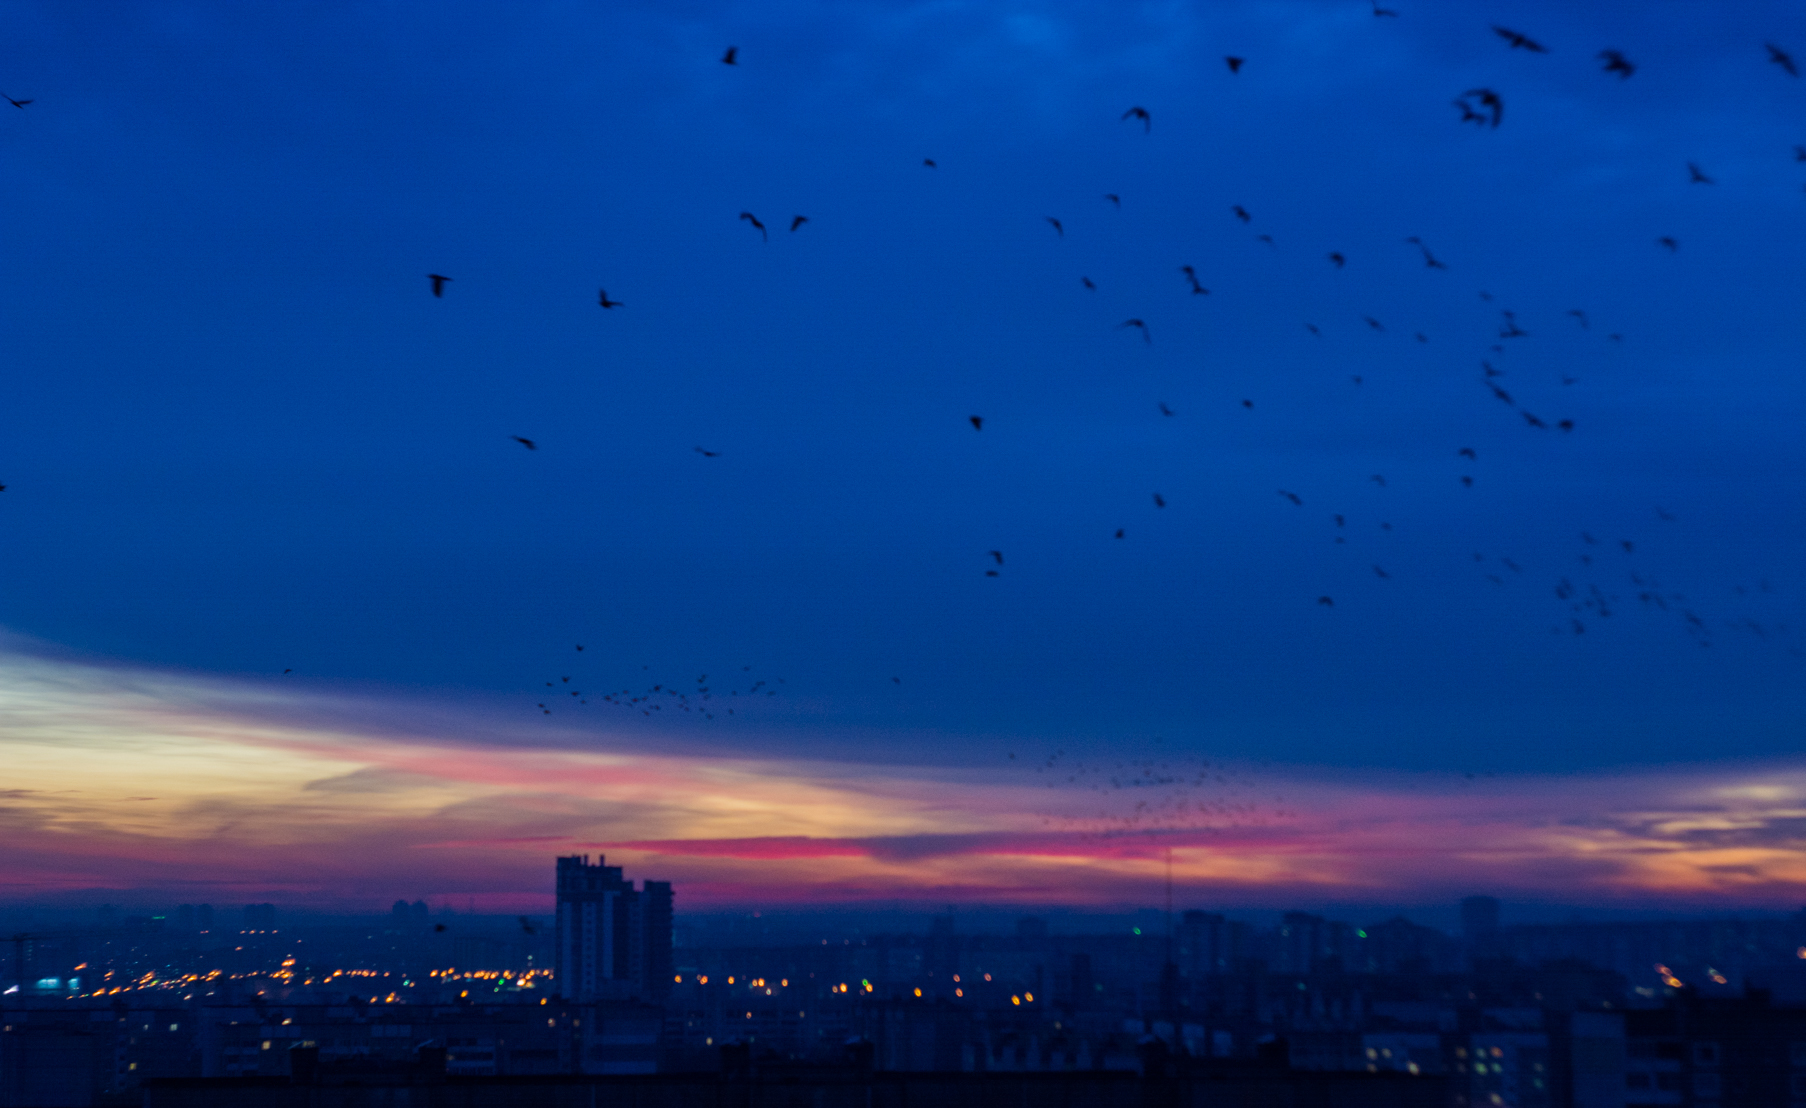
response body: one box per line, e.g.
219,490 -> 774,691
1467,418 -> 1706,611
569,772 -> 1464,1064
1,0 -> 1804,915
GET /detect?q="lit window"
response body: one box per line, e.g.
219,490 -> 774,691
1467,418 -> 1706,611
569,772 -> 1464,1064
914,988 -> 922,997
955,989 -> 963,997
261,1041 -> 271,1050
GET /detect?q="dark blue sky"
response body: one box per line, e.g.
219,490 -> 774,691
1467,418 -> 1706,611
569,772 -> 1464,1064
2,0 -> 1802,774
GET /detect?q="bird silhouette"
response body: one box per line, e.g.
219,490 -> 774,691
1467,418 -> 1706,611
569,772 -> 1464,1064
923,158 -> 937,168
1119,319 -> 1151,343
1795,145 -> 1806,162
1045,217 -> 1065,237
1687,162 -> 1713,184
1372,565 -> 1390,578
1370,474 -> 1387,487
1115,529 -> 1125,539
1241,399 -> 1254,409
1404,236 -> 1447,268
737,213 -> 770,242
694,447 -> 720,457
1657,236 -> 1679,252
988,551 -> 1004,565
1363,316 -> 1384,331
1159,403 -> 1175,417
969,416 -> 983,431
1122,106 -> 1151,132
1493,26 -> 1548,52
1567,308 -> 1589,328
1327,252 -> 1346,268
1768,43 -> 1799,77
1081,276 -> 1097,290
790,215 -> 809,232
428,274 -> 452,296
1255,233 -> 1275,247
1457,88 -> 1503,127
1458,447 -> 1477,460
1318,596 -> 1335,606
519,917 -> 538,935
1461,476 -> 1474,487
1225,56 -> 1244,73
598,289 -> 623,308
1104,193 -> 1120,207
1232,205 -> 1251,223
1598,49 -> 1636,78
3,95 -> 30,108
721,46 -> 738,65
1371,1 -> 1397,15
1152,493 -> 1166,508
1278,490 -> 1303,506
510,436 -> 537,450
1179,266 -> 1210,294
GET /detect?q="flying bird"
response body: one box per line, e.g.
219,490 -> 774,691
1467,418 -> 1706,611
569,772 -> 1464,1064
1081,276 -> 1097,290
923,158 -> 937,168
1456,88 -> 1502,128
1372,565 -> 1391,578
3,94 -> 30,108
1122,106 -> 1151,132
694,447 -> 720,457
1045,216 -> 1064,236
1232,205 -> 1251,223
1241,399 -> 1253,409
1152,493 -> 1166,508
1363,316 -> 1384,331
428,274 -> 452,296
1656,236 -> 1679,252
1159,402 -> 1175,416
598,289 -> 622,308
1104,193 -> 1120,207
1278,490 -> 1303,506
519,917 -> 538,935
969,416 -> 983,431
510,436 -> 537,450
1179,265 -> 1209,294
434,923 -> 448,933
1795,145 -> 1806,161
988,551 -> 1004,565
1327,252 -> 1346,268
1405,236 -> 1447,268
739,212 -> 767,240
1370,474 -> 1387,487
1115,529 -> 1125,538
1457,447 -> 1477,460
721,46 -> 738,65
1371,1 -> 1397,15
790,215 -> 809,232
1598,49 -> 1636,78
1567,308 -> 1589,328
1768,43 -> 1798,77
1492,26 -> 1548,52
1318,596 -> 1335,606
1119,318 -> 1151,343
1687,162 -> 1713,184
1225,56 -> 1244,73
1522,411 -> 1548,429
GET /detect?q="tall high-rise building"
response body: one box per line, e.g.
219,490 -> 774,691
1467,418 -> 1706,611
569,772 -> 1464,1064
554,855 -> 673,1002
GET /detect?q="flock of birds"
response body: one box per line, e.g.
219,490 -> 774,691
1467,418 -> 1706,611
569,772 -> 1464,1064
9,10 -> 1797,822
503,14 -> 1802,735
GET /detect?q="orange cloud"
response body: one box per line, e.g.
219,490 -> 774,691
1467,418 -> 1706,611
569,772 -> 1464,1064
2,639 -> 1805,911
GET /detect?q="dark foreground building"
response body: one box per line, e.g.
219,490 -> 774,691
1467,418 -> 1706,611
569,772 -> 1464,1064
144,1044 -> 1445,1108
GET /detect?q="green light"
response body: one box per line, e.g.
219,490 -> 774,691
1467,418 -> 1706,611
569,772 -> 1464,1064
1356,930 -> 1367,938
1132,927 -> 1141,935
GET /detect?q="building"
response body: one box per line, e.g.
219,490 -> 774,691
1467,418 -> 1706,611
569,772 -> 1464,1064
554,855 -> 673,1003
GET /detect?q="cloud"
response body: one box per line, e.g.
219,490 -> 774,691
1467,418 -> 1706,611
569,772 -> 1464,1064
1,641 -> 1805,911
